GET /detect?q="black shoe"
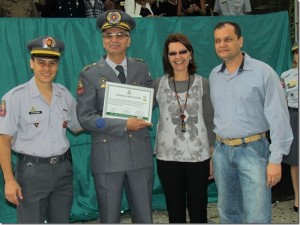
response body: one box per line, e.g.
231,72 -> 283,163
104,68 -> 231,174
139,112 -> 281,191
294,205 -> 298,212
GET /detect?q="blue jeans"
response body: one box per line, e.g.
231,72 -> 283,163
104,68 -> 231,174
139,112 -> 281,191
212,138 -> 272,223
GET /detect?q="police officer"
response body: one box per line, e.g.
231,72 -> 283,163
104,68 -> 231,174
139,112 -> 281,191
76,10 -> 154,223
213,0 -> 251,16
0,0 -> 40,17
0,36 -> 82,223
280,42 -> 299,212
43,0 -> 86,17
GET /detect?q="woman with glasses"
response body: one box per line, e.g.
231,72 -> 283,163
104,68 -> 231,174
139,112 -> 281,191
152,33 -> 215,223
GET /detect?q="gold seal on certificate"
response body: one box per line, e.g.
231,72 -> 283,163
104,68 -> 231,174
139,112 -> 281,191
103,82 -> 154,123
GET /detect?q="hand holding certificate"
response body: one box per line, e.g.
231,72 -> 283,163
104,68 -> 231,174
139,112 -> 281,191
103,82 -> 154,123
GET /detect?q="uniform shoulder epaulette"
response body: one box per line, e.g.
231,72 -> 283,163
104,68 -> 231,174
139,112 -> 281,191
280,69 -> 293,78
56,83 -> 69,92
129,57 -> 146,63
9,83 -> 26,95
83,63 -> 97,71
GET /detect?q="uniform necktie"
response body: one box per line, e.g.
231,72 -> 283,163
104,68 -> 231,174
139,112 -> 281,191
115,65 -> 126,84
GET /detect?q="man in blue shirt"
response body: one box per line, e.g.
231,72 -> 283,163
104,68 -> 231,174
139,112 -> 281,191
209,21 -> 293,223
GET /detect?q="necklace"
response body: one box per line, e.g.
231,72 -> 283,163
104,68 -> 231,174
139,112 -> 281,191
172,75 -> 190,132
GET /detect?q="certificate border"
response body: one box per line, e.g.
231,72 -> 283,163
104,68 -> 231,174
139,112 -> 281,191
103,82 -> 154,123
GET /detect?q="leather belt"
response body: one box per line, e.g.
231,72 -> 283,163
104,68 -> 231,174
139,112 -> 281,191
288,107 -> 298,112
17,149 -> 71,164
216,133 -> 266,146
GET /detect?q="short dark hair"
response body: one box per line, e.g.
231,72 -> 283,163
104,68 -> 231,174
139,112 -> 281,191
214,21 -> 242,39
163,33 -> 197,77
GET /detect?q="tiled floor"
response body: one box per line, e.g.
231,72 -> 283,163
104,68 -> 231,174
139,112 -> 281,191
83,199 -> 299,223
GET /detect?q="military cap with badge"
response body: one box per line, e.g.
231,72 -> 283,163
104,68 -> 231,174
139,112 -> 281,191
27,36 -> 65,58
96,9 -> 136,32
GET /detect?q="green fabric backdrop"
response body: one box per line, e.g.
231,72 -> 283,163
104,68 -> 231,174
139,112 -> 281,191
0,11 -> 292,223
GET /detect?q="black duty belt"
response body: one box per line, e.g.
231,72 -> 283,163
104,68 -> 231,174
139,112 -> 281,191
17,149 -> 71,164
288,107 -> 298,112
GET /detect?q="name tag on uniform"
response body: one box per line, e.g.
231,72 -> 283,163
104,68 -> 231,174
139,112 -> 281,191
29,111 -> 42,115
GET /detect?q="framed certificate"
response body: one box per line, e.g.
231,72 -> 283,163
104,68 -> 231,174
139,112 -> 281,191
103,82 -> 154,123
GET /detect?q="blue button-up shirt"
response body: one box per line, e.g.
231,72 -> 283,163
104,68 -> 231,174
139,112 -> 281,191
209,53 -> 293,163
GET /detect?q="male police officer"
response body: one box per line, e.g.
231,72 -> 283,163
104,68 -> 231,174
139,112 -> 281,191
76,10 -> 154,223
0,36 -> 82,223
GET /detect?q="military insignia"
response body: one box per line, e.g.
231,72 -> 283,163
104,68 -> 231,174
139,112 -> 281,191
95,118 -> 105,128
99,78 -> 107,88
34,123 -> 39,128
77,79 -> 85,95
29,106 -> 42,115
83,63 -> 96,71
129,57 -> 145,63
0,100 -> 6,117
42,37 -> 56,49
107,11 -> 122,25
63,121 -> 68,128
287,80 -> 297,89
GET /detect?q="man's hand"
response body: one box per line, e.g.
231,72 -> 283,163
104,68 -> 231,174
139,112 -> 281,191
126,118 -> 152,131
5,179 -> 23,205
266,162 -> 282,188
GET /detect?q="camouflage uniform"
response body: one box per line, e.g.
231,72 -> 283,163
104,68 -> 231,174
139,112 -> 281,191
0,0 -> 40,17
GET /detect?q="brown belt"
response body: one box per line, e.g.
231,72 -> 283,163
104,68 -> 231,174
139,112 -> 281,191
216,132 -> 266,146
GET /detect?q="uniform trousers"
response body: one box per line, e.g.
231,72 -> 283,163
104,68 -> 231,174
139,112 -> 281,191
157,159 -> 210,223
93,167 -> 153,223
15,160 -> 73,223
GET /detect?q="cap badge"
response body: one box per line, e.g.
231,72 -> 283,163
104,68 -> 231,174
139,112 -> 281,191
42,37 -> 56,49
107,11 -> 122,25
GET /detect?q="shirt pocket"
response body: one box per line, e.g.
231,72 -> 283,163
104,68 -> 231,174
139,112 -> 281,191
57,109 -> 71,121
24,112 -> 45,125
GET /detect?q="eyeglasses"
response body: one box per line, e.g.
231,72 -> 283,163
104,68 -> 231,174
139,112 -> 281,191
103,32 -> 130,39
168,50 -> 189,56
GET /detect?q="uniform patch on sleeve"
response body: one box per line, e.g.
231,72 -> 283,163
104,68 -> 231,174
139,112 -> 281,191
0,100 -> 6,117
77,79 -> 85,95
95,118 -> 105,128
280,78 -> 285,88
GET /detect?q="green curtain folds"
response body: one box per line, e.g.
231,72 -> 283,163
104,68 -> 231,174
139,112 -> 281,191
0,11 -> 291,223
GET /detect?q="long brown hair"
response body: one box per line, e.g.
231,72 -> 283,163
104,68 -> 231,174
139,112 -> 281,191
163,33 -> 197,77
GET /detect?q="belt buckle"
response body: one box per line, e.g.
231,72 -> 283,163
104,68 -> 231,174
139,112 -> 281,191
50,157 -> 58,164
